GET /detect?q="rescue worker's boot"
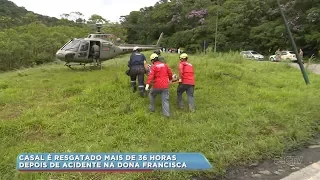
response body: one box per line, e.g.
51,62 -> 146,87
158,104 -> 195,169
189,104 -> 195,113
130,81 -> 137,93
138,86 -> 145,97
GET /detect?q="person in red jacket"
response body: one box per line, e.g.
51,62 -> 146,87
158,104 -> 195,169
145,53 -> 173,117
177,53 -> 195,112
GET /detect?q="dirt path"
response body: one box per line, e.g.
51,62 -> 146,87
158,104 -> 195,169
289,63 -> 320,75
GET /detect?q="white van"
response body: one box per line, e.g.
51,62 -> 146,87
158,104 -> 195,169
269,51 -> 298,62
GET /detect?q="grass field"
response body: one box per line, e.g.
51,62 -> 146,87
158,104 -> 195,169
1,52 -> 320,180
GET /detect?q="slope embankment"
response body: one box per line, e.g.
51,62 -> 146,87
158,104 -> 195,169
0,52 -> 319,179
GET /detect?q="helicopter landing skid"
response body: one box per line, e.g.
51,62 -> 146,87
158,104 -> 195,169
65,63 -> 75,70
64,62 -> 90,71
64,62 -> 101,70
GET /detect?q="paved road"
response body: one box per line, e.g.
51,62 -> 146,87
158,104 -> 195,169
288,63 -> 320,74
280,161 -> 320,180
210,142 -> 320,180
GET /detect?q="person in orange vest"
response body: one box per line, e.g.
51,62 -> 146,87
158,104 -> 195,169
177,53 -> 195,112
145,53 -> 173,117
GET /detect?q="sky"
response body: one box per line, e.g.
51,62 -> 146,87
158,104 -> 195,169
10,0 -> 160,22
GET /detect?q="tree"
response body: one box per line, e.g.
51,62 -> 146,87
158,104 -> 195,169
87,14 -> 108,24
60,12 -> 86,23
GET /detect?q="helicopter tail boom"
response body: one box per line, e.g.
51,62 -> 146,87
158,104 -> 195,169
156,32 -> 163,47
118,32 -> 164,51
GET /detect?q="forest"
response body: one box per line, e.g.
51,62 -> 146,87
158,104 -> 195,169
0,0 -> 320,71
121,0 -> 320,54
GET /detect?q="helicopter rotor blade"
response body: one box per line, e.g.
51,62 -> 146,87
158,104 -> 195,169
86,23 -> 142,29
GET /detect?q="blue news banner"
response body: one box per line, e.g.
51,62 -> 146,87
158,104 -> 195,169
17,153 -> 212,171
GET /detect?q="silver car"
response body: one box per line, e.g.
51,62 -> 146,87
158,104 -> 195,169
240,51 -> 264,60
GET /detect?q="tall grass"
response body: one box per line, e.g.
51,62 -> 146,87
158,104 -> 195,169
0,52 -> 320,180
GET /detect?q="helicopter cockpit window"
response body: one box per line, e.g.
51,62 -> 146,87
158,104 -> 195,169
61,39 -> 81,51
79,41 -> 89,51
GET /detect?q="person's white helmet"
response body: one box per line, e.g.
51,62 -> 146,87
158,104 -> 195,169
133,46 -> 139,51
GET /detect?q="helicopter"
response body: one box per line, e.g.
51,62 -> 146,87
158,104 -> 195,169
55,21 -> 164,69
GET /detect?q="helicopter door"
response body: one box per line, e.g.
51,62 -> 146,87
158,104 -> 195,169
77,41 -> 89,60
102,42 -> 113,59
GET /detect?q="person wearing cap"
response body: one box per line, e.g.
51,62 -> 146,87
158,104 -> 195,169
127,46 -> 148,96
145,53 -> 173,117
146,50 -> 164,76
177,53 -> 195,112
154,49 -> 165,63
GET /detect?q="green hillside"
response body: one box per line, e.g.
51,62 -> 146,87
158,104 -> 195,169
0,0 -> 28,17
0,1 -> 126,72
1,52 -> 319,179
0,0 -> 70,29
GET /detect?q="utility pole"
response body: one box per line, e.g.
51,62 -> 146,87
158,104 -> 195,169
214,11 -> 218,53
276,0 -> 310,84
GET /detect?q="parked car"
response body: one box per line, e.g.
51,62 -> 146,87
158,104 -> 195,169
269,51 -> 297,62
240,50 -> 264,60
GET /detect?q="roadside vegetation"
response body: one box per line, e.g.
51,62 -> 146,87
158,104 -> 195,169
1,52 -> 320,179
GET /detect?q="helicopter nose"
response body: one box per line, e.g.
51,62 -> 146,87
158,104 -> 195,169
55,51 -> 65,60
